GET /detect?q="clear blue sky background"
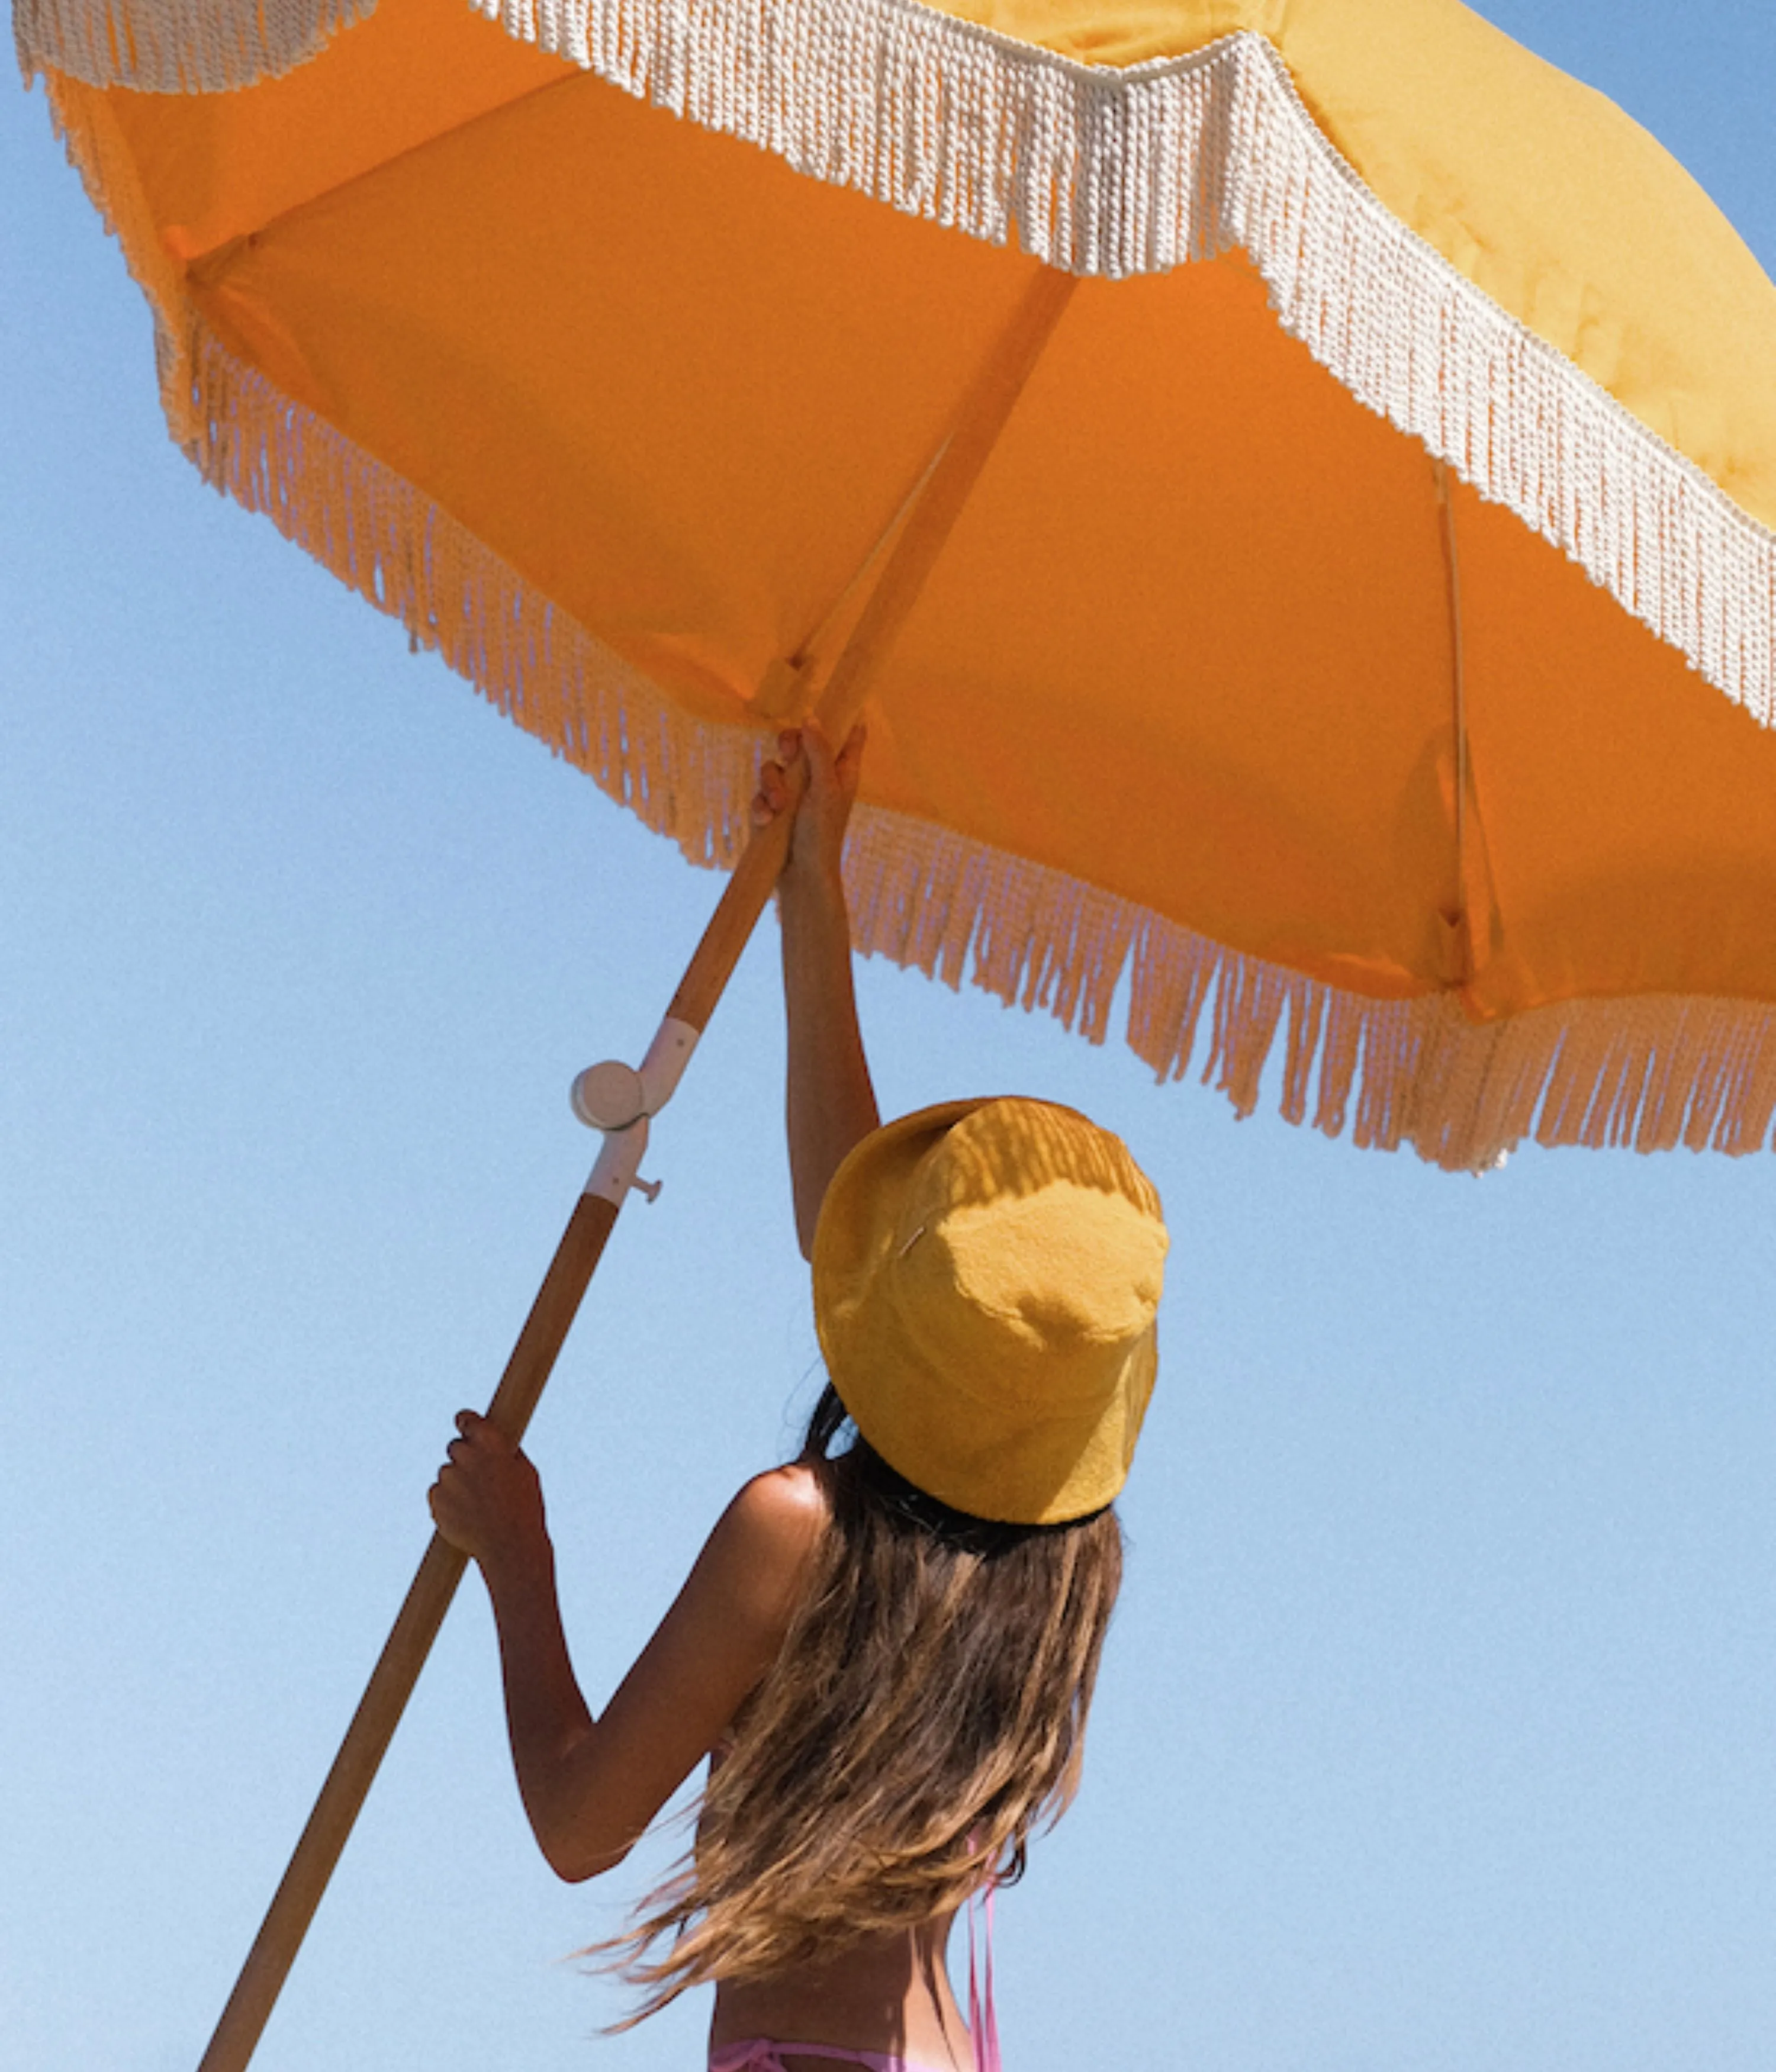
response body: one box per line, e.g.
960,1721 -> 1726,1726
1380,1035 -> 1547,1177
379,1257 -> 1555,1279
3,5 -> 1774,2070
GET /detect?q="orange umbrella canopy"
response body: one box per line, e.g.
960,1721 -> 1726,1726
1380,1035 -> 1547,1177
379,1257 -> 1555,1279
22,0 -> 1776,1168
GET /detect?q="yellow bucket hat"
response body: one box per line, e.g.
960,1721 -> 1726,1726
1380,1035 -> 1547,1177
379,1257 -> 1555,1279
812,1098 -> 1168,1526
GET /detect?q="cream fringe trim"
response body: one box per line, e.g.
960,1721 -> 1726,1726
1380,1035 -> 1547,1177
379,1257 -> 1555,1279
24,0 -> 1774,717
468,4 -> 1774,729
845,810 -> 1776,1170
14,0 -> 372,90
169,303 -> 1776,1173
20,1 -> 1774,713
184,320 -> 764,868
27,13 -> 1776,1167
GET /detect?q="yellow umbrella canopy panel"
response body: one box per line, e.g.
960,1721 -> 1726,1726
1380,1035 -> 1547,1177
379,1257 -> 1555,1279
24,0 -> 1776,1167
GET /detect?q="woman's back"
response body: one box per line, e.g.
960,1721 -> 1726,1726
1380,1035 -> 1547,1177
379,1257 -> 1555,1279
606,1424 -> 1117,2060
703,1469 -> 977,2071
709,1909 -> 975,2072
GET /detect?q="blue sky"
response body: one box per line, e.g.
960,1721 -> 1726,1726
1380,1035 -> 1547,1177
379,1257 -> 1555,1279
2,5 -> 1774,2070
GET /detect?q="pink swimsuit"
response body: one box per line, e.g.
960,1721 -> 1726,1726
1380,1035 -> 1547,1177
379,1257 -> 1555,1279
709,1887 -> 1001,2072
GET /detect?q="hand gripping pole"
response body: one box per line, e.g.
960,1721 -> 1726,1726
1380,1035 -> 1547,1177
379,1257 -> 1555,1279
195,263 -> 1074,2072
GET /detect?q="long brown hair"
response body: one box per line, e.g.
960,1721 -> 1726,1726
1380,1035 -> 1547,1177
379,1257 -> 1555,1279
597,1385 -> 1124,2020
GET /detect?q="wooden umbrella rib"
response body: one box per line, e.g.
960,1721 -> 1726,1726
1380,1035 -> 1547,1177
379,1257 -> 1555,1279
672,266 -> 1078,1035
1432,457 -> 1473,988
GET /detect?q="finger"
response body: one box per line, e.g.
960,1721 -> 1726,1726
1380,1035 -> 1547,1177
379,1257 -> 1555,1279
800,720 -> 839,797
834,719 -> 867,796
453,1409 -> 512,1453
750,760 -> 789,825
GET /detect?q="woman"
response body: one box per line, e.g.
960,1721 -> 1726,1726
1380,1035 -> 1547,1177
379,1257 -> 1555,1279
429,724 -> 1167,2070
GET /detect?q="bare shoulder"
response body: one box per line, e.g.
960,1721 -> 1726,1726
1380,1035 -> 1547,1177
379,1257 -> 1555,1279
684,1467 -> 829,1641
720,1460 -> 831,1560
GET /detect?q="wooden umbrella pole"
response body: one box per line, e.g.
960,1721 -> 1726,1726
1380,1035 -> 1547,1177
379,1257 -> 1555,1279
196,261 -> 1076,2072
197,1189 -> 621,2072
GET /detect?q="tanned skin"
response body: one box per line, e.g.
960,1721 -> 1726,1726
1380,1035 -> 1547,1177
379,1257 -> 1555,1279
429,723 -> 978,2071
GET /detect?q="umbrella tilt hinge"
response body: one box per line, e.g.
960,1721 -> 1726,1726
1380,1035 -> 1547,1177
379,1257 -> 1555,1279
572,1015 -> 700,1206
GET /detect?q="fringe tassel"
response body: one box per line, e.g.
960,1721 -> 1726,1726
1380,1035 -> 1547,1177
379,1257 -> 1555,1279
34,70 -> 762,867
475,3 -> 1775,729
41,261 -> 1776,1175
844,815 -> 1135,1042
27,4 -> 1776,1166
15,0 -> 372,91
178,319 -> 764,867
36,0 -> 1771,714
26,1 -> 1775,710
848,809 -> 1776,1170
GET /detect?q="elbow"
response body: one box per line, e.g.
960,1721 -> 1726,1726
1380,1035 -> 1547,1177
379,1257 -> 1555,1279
545,1838 -> 631,1884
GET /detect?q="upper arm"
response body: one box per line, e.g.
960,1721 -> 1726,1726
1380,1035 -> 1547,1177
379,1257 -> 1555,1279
552,1463 -> 826,1880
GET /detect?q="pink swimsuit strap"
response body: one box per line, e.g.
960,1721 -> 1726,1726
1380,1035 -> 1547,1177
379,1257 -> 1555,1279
712,1884 -> 1000,2072
710,2045 -> 928,2072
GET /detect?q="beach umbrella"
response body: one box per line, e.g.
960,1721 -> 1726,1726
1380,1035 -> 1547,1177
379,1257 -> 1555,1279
16,0 -> 1776,2064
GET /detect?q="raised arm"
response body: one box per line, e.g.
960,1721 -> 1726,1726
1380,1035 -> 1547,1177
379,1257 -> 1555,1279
753,721 -> 879,1260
